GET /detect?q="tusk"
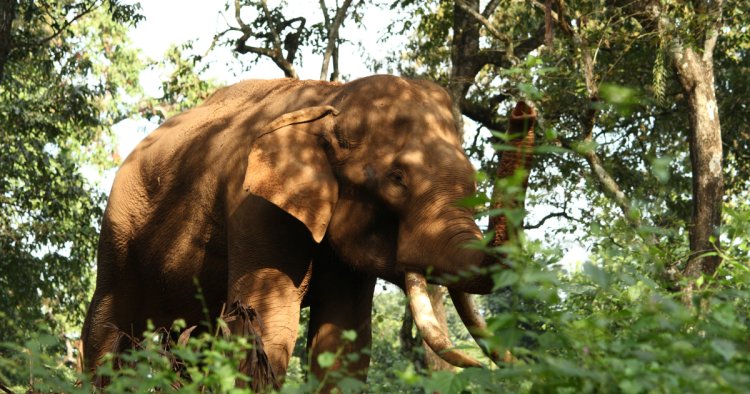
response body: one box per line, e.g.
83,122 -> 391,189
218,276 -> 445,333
404,272 -> 482,368
448,289 -> 506,365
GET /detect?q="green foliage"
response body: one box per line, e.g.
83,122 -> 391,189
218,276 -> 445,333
0,331 -> 84,393
138,42 -> 219,121
0,323 -> 255,392
380,207 -> 750,394
4,204 -> 749,392
386,0 -> 750,247
0,1 -> 143,345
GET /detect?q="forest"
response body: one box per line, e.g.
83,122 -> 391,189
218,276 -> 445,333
1,0 -> 749,392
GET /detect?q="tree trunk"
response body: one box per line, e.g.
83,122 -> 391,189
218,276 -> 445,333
448,0 -> 482,134
0,0 -> 16,81
319,0 -> 353,81
671,43 -> 724,301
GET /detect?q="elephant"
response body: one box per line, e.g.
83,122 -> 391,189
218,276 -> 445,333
81,75 -> 536,389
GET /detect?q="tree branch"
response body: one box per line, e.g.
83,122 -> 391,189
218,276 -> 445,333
574,140 -> 636,221
461,96 -> 508,132
531,0 -> 558,23
0,0 -> 17,80
259,0 -> 283,55
470,49 -> 509,68
482,0 -> 501,18
37,0 -> 100,44
320,0 -> 331,27
232,0 -> 298,78
558,24 -> 636,225
701,0 -> 723,65
536,1 -> 640,229
319,0 -> 353,81
469,24 -> 546,69
448,0 -> 545,137
281,17 -> 306,64
524,211 -> 578,229
234,42 -> 277,59
455,0 -> 502,39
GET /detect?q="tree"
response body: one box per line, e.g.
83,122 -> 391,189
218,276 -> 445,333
388,1 -> 748,297
531,0 -> 734,300
138,42 -> 220,122
655,0 -> 725,299
215,0 -> 364,81
0,0 -> 16,79
0,0 -> 143,343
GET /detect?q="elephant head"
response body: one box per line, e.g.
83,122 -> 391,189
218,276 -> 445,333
244,75 -> 535,367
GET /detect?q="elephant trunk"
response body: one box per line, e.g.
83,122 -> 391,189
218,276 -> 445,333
446,101 -> 537,365
429,101 -> 537,292
403,102 -> 536,369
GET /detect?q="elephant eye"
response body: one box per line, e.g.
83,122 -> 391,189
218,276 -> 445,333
387,169 -> 407,189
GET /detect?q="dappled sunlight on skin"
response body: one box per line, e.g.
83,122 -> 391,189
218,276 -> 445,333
303,76 -> 487,288
86,78 -> 339,379
244,106 -> 340,243
84,74 -> 506,385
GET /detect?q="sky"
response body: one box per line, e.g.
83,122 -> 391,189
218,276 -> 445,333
112,0 -> 395,164
106,0 -> 588,269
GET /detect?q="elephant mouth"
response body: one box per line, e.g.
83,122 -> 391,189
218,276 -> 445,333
404,271 -> 502,368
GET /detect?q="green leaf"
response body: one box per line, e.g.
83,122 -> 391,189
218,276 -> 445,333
583,262 -> 610,288
422,371 -> 454,394
651,156 -> 672,183
711,303 -> 738,328
335,377 -> 367,393
710,339 -> 737,361
395,364 -> 421,385
599,83 -> 643,115
517,82 -> 542,100
317,352 -> 336,369
341,329 -> 357,342
456,193 -> 490,208
493,270 -> 520,288
533,145 -> 570,155
619,379 -> 645,394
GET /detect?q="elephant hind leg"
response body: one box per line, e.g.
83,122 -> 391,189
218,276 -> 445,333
81,291 -> 138,384
82,292 -> 114,368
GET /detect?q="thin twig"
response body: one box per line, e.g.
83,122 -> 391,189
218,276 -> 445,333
319,0 -> 353,80
37,0 -> 100,44
525,211 -> 579,229
455,0 -> 503,39
260,0 -> 283,54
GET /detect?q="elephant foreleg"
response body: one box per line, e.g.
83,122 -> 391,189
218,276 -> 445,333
227,266 -> 312,390
227,195 -> 317,388
305,259 -> 376,383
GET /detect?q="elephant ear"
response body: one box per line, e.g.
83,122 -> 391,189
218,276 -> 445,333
244,106 -> 340,243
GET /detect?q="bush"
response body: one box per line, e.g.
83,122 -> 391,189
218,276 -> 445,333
2,209 -> 749,393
